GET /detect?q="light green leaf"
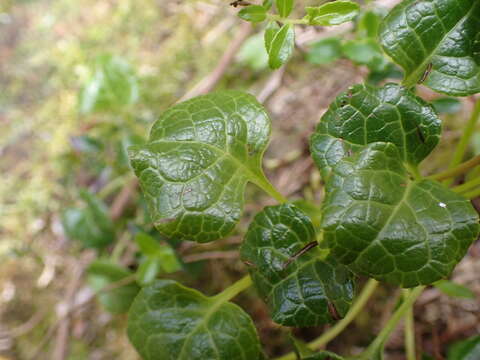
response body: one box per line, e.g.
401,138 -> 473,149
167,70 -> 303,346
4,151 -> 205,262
79,54 -> 139,114
310,83 -> 441,179
62,190 -> 115,248
264,21 -> 280,53
321,142 -> 479,287
306,37 -> 342,65
237,32 -> 269,71
135,232 -> 162,255
238,5 -> 267,23
263,0 -> 273,10
137,257 -> 162,285
303,352 -> 345,360
267,23 -> 295,69
276,0 -> 293,18
432,98 -> 462,115
447,335 -> 480,360
357,10 -> 382,38
341,39 -> 387,71
129,91 -> 274,243
127,280 -> 261,360
434,280 -> 476,299
379,0 -> 480,96
305,1 -> 359,26
240,204 -> 355,326
87,260 -> 140,314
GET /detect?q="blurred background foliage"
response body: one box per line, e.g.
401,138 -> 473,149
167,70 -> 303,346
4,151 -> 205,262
1,0 -> 479,359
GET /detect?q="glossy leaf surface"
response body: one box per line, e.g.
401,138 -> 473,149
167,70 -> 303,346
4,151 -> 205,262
87,260 -> 140,314
310,83 -> 441,179
62,190 -> 115,248
241,204 -> 355,326
321,142 -> 479,287
127,280 -> 260,360
379,0 -> 480,96
129,91 -> 272,243
305,1 -> 359,26
266,23 -> 295,69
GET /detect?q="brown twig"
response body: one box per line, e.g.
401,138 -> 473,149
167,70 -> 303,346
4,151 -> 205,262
179,21 -> 252,102
109,178 -> 138,220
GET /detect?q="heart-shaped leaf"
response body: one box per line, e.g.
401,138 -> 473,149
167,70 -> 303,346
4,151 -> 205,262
127,280 -> 261,360
305,1 -> 360,26
129,91 -> 275,243
241,204 -> 355,326
310,83 -> 441,179
380,0 -> 480,96
321,142 -> 479,287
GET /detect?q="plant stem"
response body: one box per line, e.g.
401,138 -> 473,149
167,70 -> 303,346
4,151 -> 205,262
213,275 -> 252,303
267,13 -> 308,25
428,154 -> 480,181
403,290 -> 416,360
275,279 -> 379,360
359,286 -> 425,359
452,176 -> 480,194
464,187 -> 480,200
444,99 -> 480,186
254,173 -> 288,203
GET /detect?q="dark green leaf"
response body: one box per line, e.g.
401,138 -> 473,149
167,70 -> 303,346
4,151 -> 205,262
434,280 -> 476,299
447,335 -> 480,360
127,280 -> 261,360
241,204 -> 355,326
432,98 -> 462,115
267,23 -> 295,69
238,5 -> 267,23
87,260 -> 140,314
310,83 -> 441,179
379,0 -> 480,96
275,0 -> 293,18
62,190 -> 115,248
305,1 -> 359,26
321,142 -> 479,287
129,91 -> 273,243
306,37 -> 342,65
341,39 -> 387,71
79,54 -> 139,114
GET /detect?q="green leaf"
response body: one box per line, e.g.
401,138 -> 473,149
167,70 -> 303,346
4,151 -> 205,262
275,0 -> 293,18
135,232 -> 162,255
265,21 -> 280,52
321,142 -> 479,287
238,5 -> 267,23
303,352 -> 345,360
432,98 -> 462,115
447,335 -> 480,360
237,32 -> 269,71
137,257 -> 162,285
434,280 -> 476,299
341,39 -> 387,72
310,83 -> 441,179
79,54 -> 139,114
266,23 -> 295,69
135,232 -> 182,277
87,260 -> 140,314
357,10 -> 382,38
306,37 -> 342,65
240,204 -> 355,326
379,0 -> 480,96
129,91 -> 273,243
263,0 -> 273,10
127,280 -> 261,360
62,190 -> 115,248
305,1 -> 360,26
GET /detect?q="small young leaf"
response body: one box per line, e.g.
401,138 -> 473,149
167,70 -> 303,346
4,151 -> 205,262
264,21 -> 280,52
305,1 -> 360,26
357,10 -> 382,38
321,142 -> 479,287
306,37 -> 342,65
79,54 -> 139,114
241,204 -> 355,326
447,335 -> 480,360
275,0 -> 293,18
135,232 -> 162,255
237,32 -> 269,71
380,0 -> 480,96
310,83 -> 441,179
267,23 -> 295,69
432,98 -> 462,115
127,280 -> 261,360
87,260 -> 140,314
434,280 -> 476,299
238,5 -> 267,23
62,190 -> 115,248
129,91 -> 273,243
341,39 -> 387,71
136,257 -> 162,285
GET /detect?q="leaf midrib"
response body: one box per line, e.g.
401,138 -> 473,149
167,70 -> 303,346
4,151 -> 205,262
401,2 -> 477,86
